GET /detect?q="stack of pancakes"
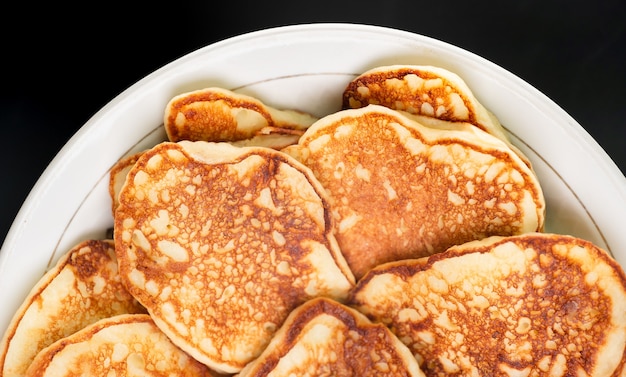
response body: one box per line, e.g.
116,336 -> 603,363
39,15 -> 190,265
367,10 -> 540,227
2,66 -> 625,376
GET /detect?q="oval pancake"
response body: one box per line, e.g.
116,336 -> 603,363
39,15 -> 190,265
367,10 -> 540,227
114,141 -> 355,373
238,297 -> 425,377
348,233 -> 626,376
164,87 -> 317,146
342,64 -> 509,143
25,314 -> 217,377
0,239 -> 146,377
283,104 -> 545,279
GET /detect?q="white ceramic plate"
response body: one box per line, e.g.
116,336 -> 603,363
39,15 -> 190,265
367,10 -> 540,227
2,23 -> 626,336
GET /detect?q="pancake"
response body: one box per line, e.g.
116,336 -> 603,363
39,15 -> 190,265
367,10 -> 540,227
348,233 -> 626,376
238,297 -> 425,377
282,105 -> 545,279
114,140 -> 355,373
109,151 -> 144,215
164,87 -> 317,147
229,126 -> 307,150
0,239 -> 146,377
25,314 -> 217,376
342,65 -> 532,168
342,64 -> 509,143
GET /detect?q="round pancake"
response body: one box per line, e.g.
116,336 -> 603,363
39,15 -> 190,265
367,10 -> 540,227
283,104 -> 545,279
349,233 -> 626,376
238,297 -> 425,377
114,141 -> 355,373
25,314 -> 216,377
0,239 -> 146,377
164,87 -> 317,144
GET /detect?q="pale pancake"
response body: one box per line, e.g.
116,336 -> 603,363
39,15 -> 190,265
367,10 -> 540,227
349,233 -> 626,376
25,314 -> 217,377
283,105 -> 545,279
238,297 -> 425,377
114,141 -> 355,373
342,65 -> 533,168
0,239 -> 146,377
164,87 -> 317,146
229,126 -> 304,150
109,151 -> 144,215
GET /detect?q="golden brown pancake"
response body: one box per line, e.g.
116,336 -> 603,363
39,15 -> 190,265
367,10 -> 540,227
348,233 -> 626,376
342,64 -> 509,143
238,298 -> 424,377
238,297 -> 425,377
342,65 -> 533,168
0,239 -> 146,377
109,151 -> 144,215
25,314 -> 217,377
283,105 -> 545,279
114,141 -> 355,373
164,87 -> 317,146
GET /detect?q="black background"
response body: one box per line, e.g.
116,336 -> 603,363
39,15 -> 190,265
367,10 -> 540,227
1,0 -> 625,248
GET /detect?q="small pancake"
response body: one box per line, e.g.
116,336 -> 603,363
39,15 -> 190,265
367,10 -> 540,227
109,151 -> 144,215
0,239 -> 146,377
238,297 -> 425,377
25,314 -> 217,377
283,105 -> 545,279
164,87 -> 317,146
342,64 -> 509,143
229,126 -> 304,150
348,233 -> 626,376
114,141 -> 355,373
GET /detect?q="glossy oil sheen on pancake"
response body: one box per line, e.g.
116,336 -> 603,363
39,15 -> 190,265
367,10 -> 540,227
25,314 -> 216,377
114,141 -> 354,373
283,105 -> 545,279
349,233 -> 626,376
238,297 -> 425,377
0,239 -> 146,377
